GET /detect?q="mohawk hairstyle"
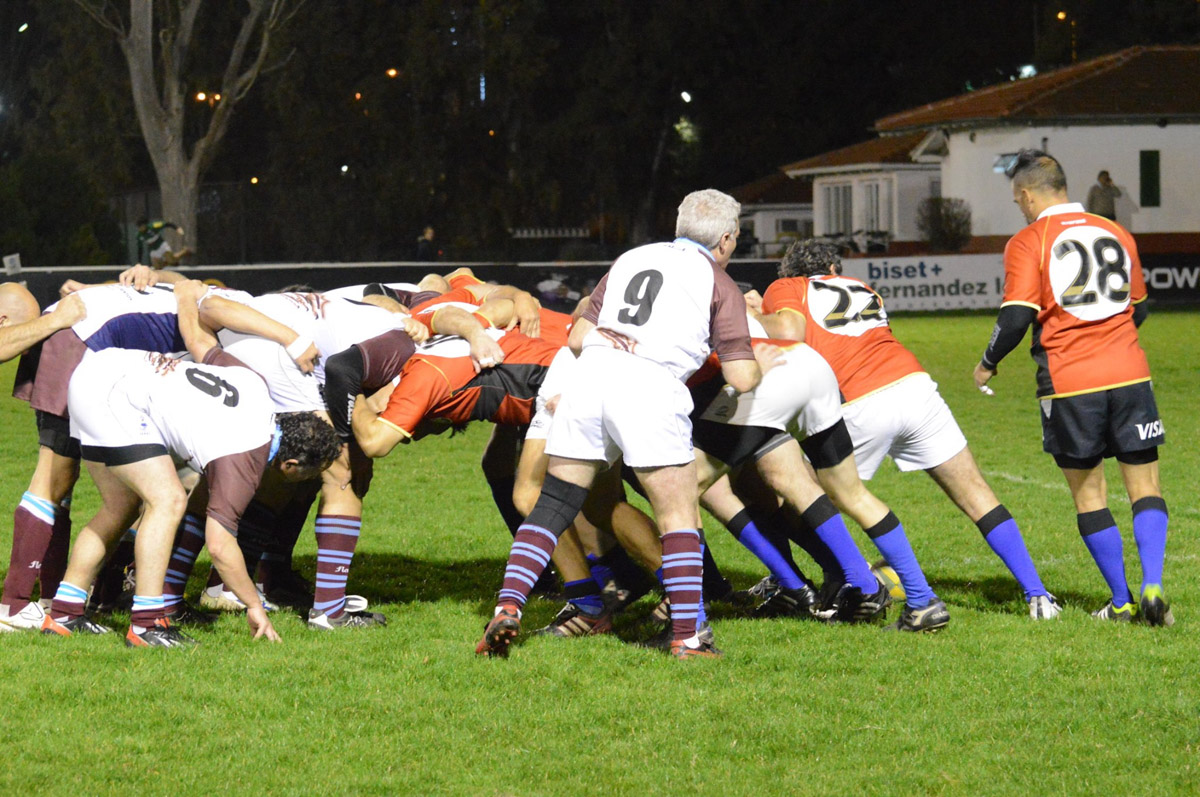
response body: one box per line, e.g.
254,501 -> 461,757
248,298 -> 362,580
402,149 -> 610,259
778,239 -> 841,279
276,412 -> 341,471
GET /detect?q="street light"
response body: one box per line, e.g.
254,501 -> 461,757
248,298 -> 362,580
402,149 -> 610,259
196,92 -> 207,101
680,91 -> 692,103
386,68 -> 398,78
18,22 -> 29,33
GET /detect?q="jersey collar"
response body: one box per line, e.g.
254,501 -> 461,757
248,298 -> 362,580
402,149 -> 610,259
673,237 -> 716,266
1036,202 -> 1085,220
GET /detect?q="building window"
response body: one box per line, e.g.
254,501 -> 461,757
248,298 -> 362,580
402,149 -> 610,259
862,180 -> 892,233
777,218 -> 799,234
824,184 -> 852,234
1140,150 -> 1160,207
930,178 -> 942,198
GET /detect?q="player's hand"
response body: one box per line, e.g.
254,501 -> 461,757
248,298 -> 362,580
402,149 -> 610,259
511,293 -> 541,338
58,279 -> 87,298
288,340 -> 320,374
247,606 -> 281,642
752,342 -> 786,376
743,289 -> 764,313
973,362 -> 997,394
120,264 -> 159,291
402,316 -> 430,344
50,293 -> 86,328
173,278 -> 208,306
468,332 -> 505,373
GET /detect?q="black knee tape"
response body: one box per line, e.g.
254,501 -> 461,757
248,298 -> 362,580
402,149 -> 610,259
1116,447 -> 1158,466
800,420 -> 854,471
726,508 -> 752,538
524,474 -> 589,538
1077,508 -> 1116,537
864,511 -> 900,540
1131,496 -> 1167,517
974,505 -> 1013,537
800,494 -> 838,532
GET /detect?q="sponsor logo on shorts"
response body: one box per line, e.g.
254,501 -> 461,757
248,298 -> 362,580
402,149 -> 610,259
1135,420 -> 1164,440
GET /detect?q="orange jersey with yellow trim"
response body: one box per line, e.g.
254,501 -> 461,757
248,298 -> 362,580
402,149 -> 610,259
1002,203 -> 1149,398
378,329 -> 562,436
761,275 -> 923,403
412,284 -> 573,347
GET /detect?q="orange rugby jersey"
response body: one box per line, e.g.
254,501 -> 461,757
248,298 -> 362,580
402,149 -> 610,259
378,329 -> 562,437
761,275 -> 923,403
1002,203 -> 1149,398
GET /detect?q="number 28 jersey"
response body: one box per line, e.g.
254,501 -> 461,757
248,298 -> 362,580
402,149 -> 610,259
582,238 -> 753,381
1002,202 -> 1149,398
761,274 -> 923,403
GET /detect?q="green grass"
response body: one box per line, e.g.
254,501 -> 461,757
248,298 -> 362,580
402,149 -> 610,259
2,312 -> 1198,795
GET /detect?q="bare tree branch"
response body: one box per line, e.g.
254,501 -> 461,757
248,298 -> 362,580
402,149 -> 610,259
69,0 -> 127,38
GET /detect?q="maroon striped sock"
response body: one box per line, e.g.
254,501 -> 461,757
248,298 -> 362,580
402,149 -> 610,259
661,529 -> 704,641
497,523 -> 559,608
37,499 -> 72,601
312,514 -> 361,618
2,502 -> 54,613
164,514 -> 206,607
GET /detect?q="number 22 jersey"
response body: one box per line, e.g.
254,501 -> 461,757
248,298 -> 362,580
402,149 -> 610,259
761,274 -> 923,404
1002,202 -> 1149,398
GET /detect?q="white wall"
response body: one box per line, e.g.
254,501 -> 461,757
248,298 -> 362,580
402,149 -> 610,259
941,124 -> 1200,236
741,205 -> 813,256
812,167 -> 939,242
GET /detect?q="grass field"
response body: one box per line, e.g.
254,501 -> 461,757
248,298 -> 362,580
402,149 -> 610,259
1,311 -> 1197,795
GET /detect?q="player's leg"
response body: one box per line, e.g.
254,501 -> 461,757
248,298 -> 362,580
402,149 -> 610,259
1,443 -> 79,630
107,456 -> 191,642
42,460 -> 141,635
1118,453 -> 1169,624
483,423 -> 526,536
1061,460 -> 1136,618
926,446 -> 1053,610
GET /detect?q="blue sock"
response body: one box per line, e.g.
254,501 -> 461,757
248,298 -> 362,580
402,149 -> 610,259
563,578 -> 605,616
869,513 -> 936,607
804,496 -> 875,592
1079,509 -> 1132,606
977,506 -> 1046,600
1131,497 -> 1168,594
726,510 -> 803,589
586,553 -> 615,591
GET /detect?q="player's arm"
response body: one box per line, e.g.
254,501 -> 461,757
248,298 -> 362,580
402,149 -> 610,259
712,274 -> 764,393
351,394 -> 406,457
466,283 -> 541,338
425,306 -> 505,371
976,233 -> 1041,389
202,452 -> 280,641
199,293 -> 319,373
0,294 -> 85,362
754,307 -> 806,342
756,282 -> 808,342
174,279 -> 221,362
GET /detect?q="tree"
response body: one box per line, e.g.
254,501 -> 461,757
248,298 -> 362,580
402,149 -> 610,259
917,197 -> 973,252
70,0 -> 302,259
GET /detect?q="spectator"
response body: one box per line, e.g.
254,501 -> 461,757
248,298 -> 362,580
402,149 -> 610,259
1085,170 -> 1121,221
137,219 -> 193,268
415,226 -> 438,262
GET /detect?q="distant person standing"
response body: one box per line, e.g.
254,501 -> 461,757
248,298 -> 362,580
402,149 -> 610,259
415,226 -> 438,262
1085,170 -> 1121,221
137,219 -> 192,268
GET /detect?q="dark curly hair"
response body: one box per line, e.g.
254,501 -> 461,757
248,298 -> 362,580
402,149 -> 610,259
778,239 -> 841,279
1006,148 -> 1067,193
276,412 -> 341,471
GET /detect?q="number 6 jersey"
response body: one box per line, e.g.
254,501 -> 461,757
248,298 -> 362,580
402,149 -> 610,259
1002,202 -> 1149,398
761,274 -> 924,404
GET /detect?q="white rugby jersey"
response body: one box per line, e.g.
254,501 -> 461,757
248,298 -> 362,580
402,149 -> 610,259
208,289 -> 410,384
323,282 -> 419,302
52,284 -> 184,353
87,348 -> 273,471
582,238 -> 753,380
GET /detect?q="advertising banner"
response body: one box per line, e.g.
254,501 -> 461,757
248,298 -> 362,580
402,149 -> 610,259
840,255 -> 1005,312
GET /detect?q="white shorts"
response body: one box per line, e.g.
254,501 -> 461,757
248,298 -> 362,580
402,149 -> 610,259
696,343 -> 841,438
68,357 -> 168,458
217,330 -> 324,413
545,348 -> 694,468
842,373 -> 967,479
526,347 -> 577,442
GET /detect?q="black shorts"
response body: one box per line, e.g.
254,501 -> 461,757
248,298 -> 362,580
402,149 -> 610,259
691,419 -> 791,469
1041,381 -> 1163,467
36,411 -> 81,460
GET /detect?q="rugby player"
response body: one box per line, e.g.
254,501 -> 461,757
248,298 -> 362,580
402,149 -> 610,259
754,240 -> 1057,626
475,188 -> 769,659
975,149 -> 1169,625
42,280 -> 340,645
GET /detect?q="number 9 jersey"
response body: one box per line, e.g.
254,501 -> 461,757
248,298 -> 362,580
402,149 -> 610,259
1002,202 -> 1150,398
761,274 -> 924,403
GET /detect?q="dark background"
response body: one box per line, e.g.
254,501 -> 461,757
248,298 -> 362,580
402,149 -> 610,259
3,1 -> 1199,268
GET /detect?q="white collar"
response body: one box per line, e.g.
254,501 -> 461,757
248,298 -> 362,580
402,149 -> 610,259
1037,202 -> 1085,220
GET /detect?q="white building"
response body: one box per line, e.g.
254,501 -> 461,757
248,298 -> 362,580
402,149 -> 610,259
730,171 -> 813,259
782,45 -> 1200,256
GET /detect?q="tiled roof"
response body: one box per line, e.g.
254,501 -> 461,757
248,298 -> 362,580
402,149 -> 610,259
730,171 -> 813,205
876,45 -> 1200,133
781,132 -> 929,174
